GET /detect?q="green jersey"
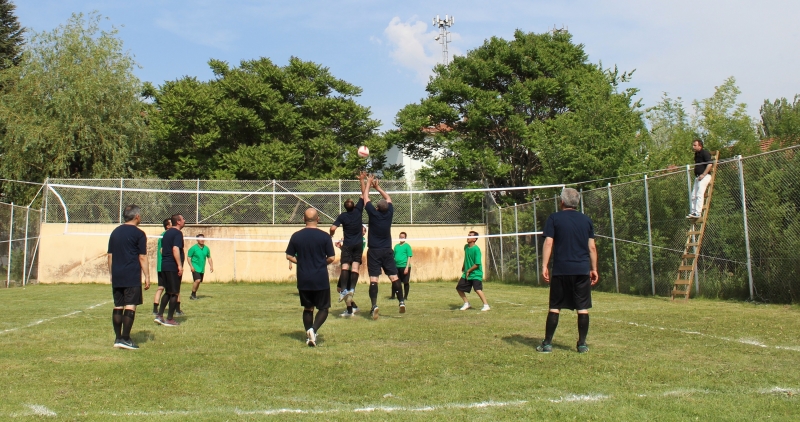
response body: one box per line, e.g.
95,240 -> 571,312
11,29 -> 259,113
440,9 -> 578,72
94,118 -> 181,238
362,236 -> 366,253
462,244 -> 483,280
394,243 -> 413,268
187,244 -> 212,273
156,230 -> 166,272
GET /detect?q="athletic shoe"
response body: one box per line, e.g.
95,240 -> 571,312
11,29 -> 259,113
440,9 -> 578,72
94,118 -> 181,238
162,319 -> 180,327
113,338 -> 123,348
371,306 -> 379,320
536,341 -> 552,353
175,310 -> 185,317
152,311 -> 158,316
481,304 -> 491,312
307,328 -> 316,347
338,289 -> 349,303
116,339 -> 139,350
460,302 -> 471,311
399,302 -> 406,313
686,213 -> 700,219
352,307 -> 359,313
190,295 -> 198,300
340,310 -> 353,318
154,315 -> 165,325
577,343 -> 589,354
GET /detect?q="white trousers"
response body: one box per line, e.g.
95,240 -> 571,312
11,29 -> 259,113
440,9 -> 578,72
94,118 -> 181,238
690,175 -> 712,215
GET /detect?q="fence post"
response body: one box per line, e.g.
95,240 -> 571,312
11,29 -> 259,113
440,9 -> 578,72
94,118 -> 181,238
338,179 -> 342,214
233,235 -> 237,282
608,183 -> 620,293
644,175 -> 656,295
579,188 -> 584,213
686,165 -> 693,214
196,179 -> 200,224
533,198 -> 540,285
514,203 -> 520,282
7,203 -> 14,288
498,206 -> 504,281
554,194 -> 558,213
409,183 -> 413,224
271,180 -> 276,225
118,178 -> 124,224
737,156 -> 755,300
22,207 -> 29,287
43,178 -> 49,223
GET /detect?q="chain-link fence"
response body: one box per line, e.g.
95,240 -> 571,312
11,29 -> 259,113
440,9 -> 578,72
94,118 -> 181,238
0,202 -> 42,287
487,145 -> 800,304
43,179 -> 486,225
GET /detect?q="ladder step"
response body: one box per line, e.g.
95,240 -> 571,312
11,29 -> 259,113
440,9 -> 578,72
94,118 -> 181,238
686,242 -> 699,247
672,289 -> 690,296
674,279 -> 692,285
678,266 -> 694,271
682,253 -> 697,259
687,230 -> 702,236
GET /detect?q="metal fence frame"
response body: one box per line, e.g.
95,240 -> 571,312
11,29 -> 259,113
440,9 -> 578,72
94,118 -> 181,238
0,202 -> 42,287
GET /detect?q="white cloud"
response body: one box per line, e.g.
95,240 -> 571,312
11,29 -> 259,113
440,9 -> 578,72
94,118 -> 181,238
155,11 -> 239,51
384,16 -> 461,84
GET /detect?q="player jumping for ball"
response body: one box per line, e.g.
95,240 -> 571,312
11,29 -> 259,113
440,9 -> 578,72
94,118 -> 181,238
363,174 -> 403,319
330,172 -> 366,317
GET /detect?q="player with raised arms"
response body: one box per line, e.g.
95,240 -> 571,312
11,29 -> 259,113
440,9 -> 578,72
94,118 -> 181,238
363,174 -> 403,319
329,171 -> 367,317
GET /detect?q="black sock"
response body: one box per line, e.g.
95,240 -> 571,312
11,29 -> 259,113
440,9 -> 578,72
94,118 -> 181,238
578,314 -> 589,345
152,302 -> 158,313
121,309 -> 135,340
391,280 -> 403,302
338,269 -> 350,291
312,308 -> 328,333
176,300 -> 181,312
347,305 -> 353,313
351,300 -> 358,309
403,282 -> 410,300
158,293 -> 170,315
112,309 -> 123,339
303,310 -> 313,331
369,283 -> 378,307
544,311 -> 560,344
167,294 -> 178,319
347,271 -> 359,291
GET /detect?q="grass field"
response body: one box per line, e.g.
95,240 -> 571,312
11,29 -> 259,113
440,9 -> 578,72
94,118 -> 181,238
1,281 -> 799,421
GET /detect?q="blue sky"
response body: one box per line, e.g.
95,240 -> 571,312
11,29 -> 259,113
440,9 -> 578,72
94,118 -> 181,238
17,0 -> 800,131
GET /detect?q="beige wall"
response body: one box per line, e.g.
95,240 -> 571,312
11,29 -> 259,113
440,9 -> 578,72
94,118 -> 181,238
38,223 -> 486,284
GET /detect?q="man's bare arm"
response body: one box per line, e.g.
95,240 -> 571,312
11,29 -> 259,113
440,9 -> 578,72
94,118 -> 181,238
139,254 -> 151,290
286,254 -> 298,264
372,178 -> 392,203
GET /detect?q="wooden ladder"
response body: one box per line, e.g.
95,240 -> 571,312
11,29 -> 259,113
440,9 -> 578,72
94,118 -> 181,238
672,151 -> 720,301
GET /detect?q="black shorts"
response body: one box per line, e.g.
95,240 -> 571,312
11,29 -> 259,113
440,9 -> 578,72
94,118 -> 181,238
456,277 -> 484,293
157,271 -> 166,287
397,267 -> 411,283
192,271 -> 205,282
299,289 -> 331,310
112,286 -> 143,307
549,274 -> 592,311
367,248 -> 398,278
340,243 -> 363,265
162,271 -> 182,294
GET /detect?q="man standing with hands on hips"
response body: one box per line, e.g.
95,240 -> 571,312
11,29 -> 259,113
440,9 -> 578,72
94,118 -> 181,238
537,188 -> 599,354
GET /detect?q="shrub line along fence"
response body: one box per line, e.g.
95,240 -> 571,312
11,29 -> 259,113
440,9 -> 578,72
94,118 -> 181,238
486,145 -> 800,304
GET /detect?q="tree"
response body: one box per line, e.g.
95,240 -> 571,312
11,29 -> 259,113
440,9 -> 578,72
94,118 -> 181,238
644,94 -> 698,169
146,57 -> 392,180
386,30 -> 647,203
0,0 -> 24,70
0,12 -> 151,201
760,95 -> 800,147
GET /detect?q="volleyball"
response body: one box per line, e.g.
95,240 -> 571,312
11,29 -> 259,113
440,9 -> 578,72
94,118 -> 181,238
357,146 -> 369,158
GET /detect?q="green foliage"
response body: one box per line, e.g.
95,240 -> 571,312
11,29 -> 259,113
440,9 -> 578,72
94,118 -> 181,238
0,12 -> 150,203
146,57 -> 391,180
387,30 -> 647,204
760,95 -> 800,147
0,0 -> 23,70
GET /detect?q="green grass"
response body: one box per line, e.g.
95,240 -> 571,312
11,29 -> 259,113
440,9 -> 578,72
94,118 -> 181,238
1,282 -> 799,421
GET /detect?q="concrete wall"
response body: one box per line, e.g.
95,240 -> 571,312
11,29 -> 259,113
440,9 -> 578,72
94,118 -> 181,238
39,223 -> 486,284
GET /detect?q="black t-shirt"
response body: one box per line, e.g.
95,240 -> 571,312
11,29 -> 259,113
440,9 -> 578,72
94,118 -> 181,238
107,224 -> 147,288
365,201 -> 394,249
694,149 -> 712,176
332,198 -> 364,247
543,209 -> 595,276
286,228 -> 335,290
160,228 -> 184,272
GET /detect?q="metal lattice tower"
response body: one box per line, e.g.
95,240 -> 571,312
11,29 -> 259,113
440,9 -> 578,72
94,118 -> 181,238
433,14 -> 454,65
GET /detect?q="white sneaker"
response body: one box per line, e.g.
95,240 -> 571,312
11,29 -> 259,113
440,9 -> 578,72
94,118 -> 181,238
352,307 -> 360,313
460,302 -> 471,311
338,289 -> 349,302
340,310 -> 352,318
399,302 -> 406,313
306,328 -> 316,347
481,304 -> 491,312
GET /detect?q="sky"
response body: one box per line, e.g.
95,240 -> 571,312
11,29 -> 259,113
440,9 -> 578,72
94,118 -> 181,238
16,0 -> 800,132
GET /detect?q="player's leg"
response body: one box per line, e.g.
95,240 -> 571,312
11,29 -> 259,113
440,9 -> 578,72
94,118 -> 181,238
367,249 -> 381,319
456,278 -> 471,310
574,275 -> 593,353
312,289 -> 331,336
538,276 -> 567,353
475,289 -> 490,311
382,250 -> 403,312
112,287 -> 124,346
401,268 -> 411,300
346,260 -> 361,313
153,271 -> 165,314
117,286 -> 142,350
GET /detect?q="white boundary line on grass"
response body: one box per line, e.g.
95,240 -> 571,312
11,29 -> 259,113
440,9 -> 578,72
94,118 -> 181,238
0,301 -> 109,335
601,317 -> 800,352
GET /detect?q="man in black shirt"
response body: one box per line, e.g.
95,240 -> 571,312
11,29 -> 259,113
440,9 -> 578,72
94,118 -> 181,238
155,213 -> 185,327
688,139 -> 713,218
286,208 -> 336,347
537,188 -> 599,354
363,174 -> 402,320
107,204 -> 151,350
330,172 -> 366,317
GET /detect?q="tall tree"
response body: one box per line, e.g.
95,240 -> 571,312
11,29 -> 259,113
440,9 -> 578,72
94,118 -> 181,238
387,30 -> 647,202
0,12 -> 151,194
146,57 -> 392,180
760,95 -> 800,147
0,0 -> 23,70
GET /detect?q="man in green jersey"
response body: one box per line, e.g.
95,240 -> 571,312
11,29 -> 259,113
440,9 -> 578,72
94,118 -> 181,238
153,218 -> 183,315
392,232 -> 413,301
456,231 -> 490,311
187,234 -> 214,300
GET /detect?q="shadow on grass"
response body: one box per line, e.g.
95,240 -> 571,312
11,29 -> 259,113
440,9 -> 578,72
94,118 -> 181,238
502,334 -> 573,352
131,330 -> 156,344
281,330 -> 307,343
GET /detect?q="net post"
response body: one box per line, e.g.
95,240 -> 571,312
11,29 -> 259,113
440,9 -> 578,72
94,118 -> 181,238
118,178 -> 124,224
533,198 -> 540,285
22,206 -> 29,287
233,234 -> 237,282
43,177 -> 48,223
608,183 -> 620,293
644,175 -> 656,295
409,182 -> 413,224
514,203 -> 520,282
7,203 -> 14,288
196,179 -> 200,224
737,156 -> 755,300
498,205 -> 504,281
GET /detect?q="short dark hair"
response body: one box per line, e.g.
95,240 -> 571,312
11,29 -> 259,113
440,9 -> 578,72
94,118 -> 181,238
197,234 -> 204,238
122,204 -> 140,222
693,139 -> 703,148
399,231 -> 407,237
344,199 -> 355,212
171,214 -> 184,226
469,231 -> 479,237
162,218 -> 171,230
377,199 -> 389,212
